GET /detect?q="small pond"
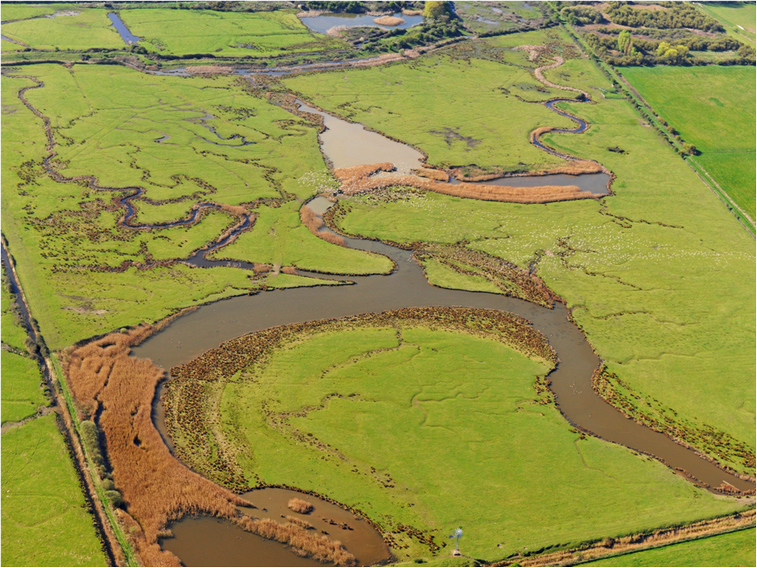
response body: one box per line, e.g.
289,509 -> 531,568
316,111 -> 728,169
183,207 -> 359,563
300,12 -> 423,35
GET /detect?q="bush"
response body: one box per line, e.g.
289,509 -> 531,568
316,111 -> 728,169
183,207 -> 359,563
105,490 -> 123,508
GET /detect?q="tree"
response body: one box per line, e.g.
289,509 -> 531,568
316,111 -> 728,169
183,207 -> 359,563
423,1 -> 450,20
683,143 -> 700,156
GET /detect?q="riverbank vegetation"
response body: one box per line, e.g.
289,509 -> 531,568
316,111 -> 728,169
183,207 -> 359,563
63,326 -> 357,566
313,32 -> 755,476
580,527 -> 756,567
554,1 -> 756,67
619,65 -> 756,220
164,308 -> 746,563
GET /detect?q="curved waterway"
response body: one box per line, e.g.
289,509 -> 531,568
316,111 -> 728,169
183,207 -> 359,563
136,211 -> 753,496
139,203 -> 753,565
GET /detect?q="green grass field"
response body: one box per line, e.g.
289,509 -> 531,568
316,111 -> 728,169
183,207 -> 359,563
696,1 -> 756,45
1,413 -> 107,566
1,351 -> 46,424
0,3 -> 65,22
1,8 -> 125,51
119,8 -> 343,57
1,267 -> 47,424
314,34 -> 755,475
175,320 -> 745,563
620,65 -> 756,220
1,63 -> 387,350
622,65 -> 757,219
284,29 -> 578,173
581,528 -> 756,567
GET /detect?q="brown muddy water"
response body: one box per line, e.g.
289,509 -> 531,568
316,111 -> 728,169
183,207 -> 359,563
138,211 -> 752,565
297,102 -> 424,175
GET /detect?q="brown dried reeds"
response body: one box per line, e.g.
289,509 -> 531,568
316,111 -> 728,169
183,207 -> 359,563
285,515 -> 315,529
413,167 -> 449,182
373,15 -> 405,26
288,497 -> 314,514
300,206 -> 323,234
64,327 -> 358,566
300,205 -> 345,246
333,163 -> 596,204
236,517 -> 355,566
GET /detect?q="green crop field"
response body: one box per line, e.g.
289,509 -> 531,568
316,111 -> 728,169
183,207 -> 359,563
581,527 -> 756,567
284,29 -> 579,174
308,33 -> 755,476
1,413 -> 107,566
119,8 -> 343,57
1,63 -> 387,350
620,65 -> 756,220
1,7 -> 124,51
172,320 -> 745,563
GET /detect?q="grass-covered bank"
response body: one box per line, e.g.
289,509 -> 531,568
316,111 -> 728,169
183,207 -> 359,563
1,414 -> 108,566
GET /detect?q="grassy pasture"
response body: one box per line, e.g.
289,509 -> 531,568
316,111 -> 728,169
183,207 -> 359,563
1,267 -> 46,424
119,8 -> 343,57
620,65 -> 756,220
284,29 -> 579,173
2,64 -> 387,349
197,322 -> 744,562
213,201 -> 393,274
0,3 -> 65,22
325,35 -> 755,473
1,8 -> 124,51
581,527 -> 756,567
1,413 -> 107,566
696,1 -> 756,45
1,351 -> 46,424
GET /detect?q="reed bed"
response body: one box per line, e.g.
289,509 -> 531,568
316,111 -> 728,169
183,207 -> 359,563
333,163 -> 595,204
288,497 -> 314,514
300,205 -> 346,246
373,16 -> 405,26
64,327 -> 357,566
